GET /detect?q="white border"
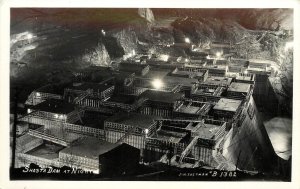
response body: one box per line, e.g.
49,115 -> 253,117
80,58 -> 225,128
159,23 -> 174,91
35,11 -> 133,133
1,0 -> 299,189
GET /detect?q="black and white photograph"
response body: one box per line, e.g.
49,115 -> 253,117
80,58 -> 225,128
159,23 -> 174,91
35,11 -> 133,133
1,0 -> 299,188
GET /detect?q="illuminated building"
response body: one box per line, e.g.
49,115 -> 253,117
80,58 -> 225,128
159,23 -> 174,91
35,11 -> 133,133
173,100 -> 213,119
139,90 -> 184,117
64,82 -> 115,102
144,119 -> 227,166
25,84 -> 64,105
27,99 -> 82,124
59,137 -> 118,173
104,113 -> 159,149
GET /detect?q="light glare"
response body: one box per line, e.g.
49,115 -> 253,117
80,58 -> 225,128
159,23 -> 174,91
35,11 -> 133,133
160,54 -> 169,62
185,38 -> 190,43
27,33 -> 33,39
152,79 -> 163,89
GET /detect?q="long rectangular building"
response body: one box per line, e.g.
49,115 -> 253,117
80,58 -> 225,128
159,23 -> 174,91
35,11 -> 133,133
139,90 -> 184,117
104,113 -> 160,149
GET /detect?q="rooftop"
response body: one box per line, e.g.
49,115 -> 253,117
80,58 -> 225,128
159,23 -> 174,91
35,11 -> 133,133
230,59 -> 249,66
191,123 -> 220,139
119,62 -> 148,75
36,84 -> 66,95
132,78 -> 178,91
176,105 -> 202,114
146,61 -> 178,71
203,76 -> 232,86
156,129 -> 187,143
32,99 -> 75,114
16,133 -> 41,146
163,76 -> 198,87
66,82 -> 113,93
26,143 -> 64,160
143,69 -> 170,79
75,111 -> 109,129
228,82 -> 251,93
206,59 -> 228,66
105,113 -> 159,129
194,87 -> 217,95
205,58 -> 228,65
107,94 -> 137,104
204,64 -> 228,70
42,127 -> 81,143
249,59 -> 274,66
59,137 -> 119,160
171,70 -> 205,78
175,101 -> 206,114
213,98 -> 242,112
140,90 -> 184,103
247,67 -> 266,72
113,71 -> 135,85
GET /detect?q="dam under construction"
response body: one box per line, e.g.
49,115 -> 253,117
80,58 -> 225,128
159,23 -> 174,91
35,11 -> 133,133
8,8 -> 293,181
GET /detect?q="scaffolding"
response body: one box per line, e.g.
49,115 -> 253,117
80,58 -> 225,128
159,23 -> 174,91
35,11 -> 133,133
115,126 -> 137,144
179,136 -> 199,163
28,128 -> 70,146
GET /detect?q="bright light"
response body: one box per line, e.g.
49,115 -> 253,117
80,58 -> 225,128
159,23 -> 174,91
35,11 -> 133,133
27,109 -> 32,114
101,29 -> 106,36
132,50 -> 136,56
185,58 -> 189,62
152,79 -> 163,89
216,52 -> 222,58
185,38 -> 190,44
54,114 -> 59,119
159,54 -> 169,62
284,41 -> 293,52
145,129 -> 149,134
36,92 -> 41,97
27,33 -> 33,39
244,70 -> 248,74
